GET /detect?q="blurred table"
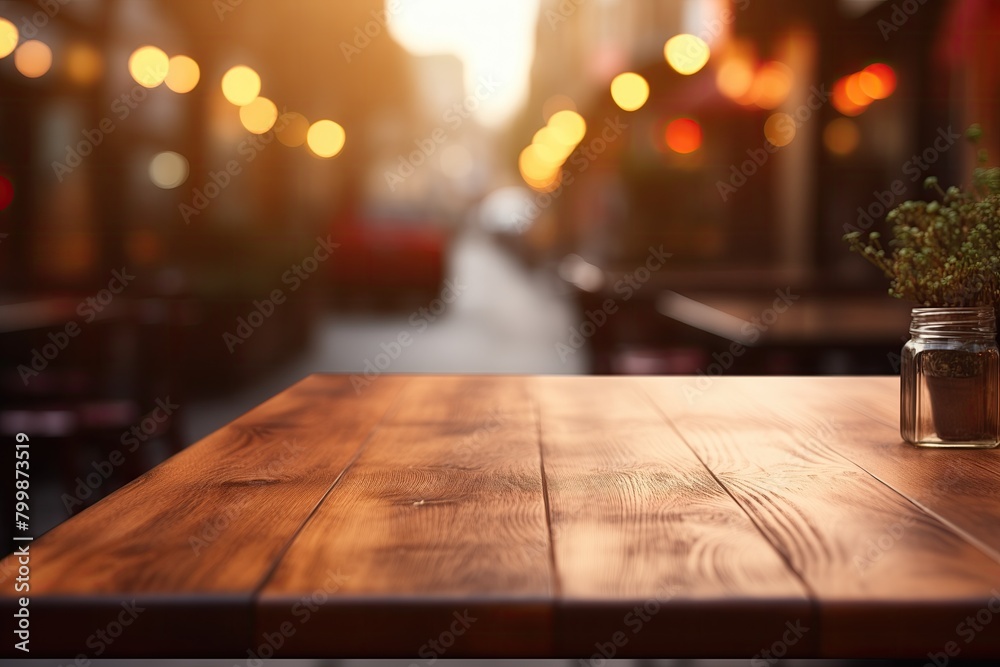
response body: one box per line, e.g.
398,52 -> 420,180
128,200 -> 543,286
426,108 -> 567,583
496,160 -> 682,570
0,297 -> 90,334
4,376 -> 1000,658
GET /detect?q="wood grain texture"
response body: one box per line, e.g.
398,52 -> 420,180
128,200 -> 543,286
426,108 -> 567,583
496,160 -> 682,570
746,377 -> 1000,657
637,376 -> 1000,657
532,376 -> 813,656
767,377 -> 1000,562
0,374 -> 406,657
256,376 -> 553,656
5,374 -> 1000,659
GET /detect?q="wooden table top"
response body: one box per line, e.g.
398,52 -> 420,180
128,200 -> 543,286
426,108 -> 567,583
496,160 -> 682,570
4,375 -> 1000,659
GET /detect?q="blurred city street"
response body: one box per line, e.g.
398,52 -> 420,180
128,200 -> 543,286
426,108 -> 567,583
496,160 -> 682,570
3,1 -> 1000,660
185,228 -> 585,442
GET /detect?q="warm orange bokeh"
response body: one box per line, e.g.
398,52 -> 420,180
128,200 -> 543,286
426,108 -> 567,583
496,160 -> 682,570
665,118 -> 702,154
832,77 -> 867,116
859,63 -> 897,99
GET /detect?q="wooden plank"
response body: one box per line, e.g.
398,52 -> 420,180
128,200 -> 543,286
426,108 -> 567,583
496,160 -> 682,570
532,376 -> 813,657
0,374 -> 405,657
747,376 -> 1000,658
8,374 -> 1000,659
638,376 -> 1000,658
256,376 -> 553,657
769,377 -> 1000,560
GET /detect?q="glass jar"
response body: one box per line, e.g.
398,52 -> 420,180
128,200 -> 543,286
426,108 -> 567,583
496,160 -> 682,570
900,306 -> 999,448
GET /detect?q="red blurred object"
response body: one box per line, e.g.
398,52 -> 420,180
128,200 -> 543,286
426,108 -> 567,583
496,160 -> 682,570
330,206 -> 448,303
862,63 -> 897,99
665,118 -> 702,154
0,174 -> 14,212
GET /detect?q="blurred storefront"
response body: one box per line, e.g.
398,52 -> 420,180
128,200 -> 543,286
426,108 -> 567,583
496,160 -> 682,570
1,0 -> 999,531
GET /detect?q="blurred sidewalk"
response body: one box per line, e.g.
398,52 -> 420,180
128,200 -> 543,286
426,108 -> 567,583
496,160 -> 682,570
184,229 -> 585,444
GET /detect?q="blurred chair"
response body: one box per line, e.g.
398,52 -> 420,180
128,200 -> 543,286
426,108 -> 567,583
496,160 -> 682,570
0,297 -> 186,538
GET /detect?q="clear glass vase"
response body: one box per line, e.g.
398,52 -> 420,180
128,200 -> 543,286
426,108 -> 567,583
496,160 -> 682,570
900,306 -> 999,448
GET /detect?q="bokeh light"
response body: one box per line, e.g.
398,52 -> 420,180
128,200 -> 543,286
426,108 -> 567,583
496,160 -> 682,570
610,72 -> 650,112
533,126 -> 574,160
0,19 -> 19,59
518,144 -> 560,182
823,118 -> 860,156
832,77 -> 866,116
752,61 -> 793,109
716,57 -> 754,100
15,40 -> 52,78
548,110 -> 587,146
65,43 -> 103,86
859,63 -> 896,99
0,174 -> 14,211
165,55 -> 200,94
221,65 -> 262,106
518,157 -> 562,192
239,96 -> 279,134
307,120 -> 346,158
542,94 -> 577,122
844,73 -> 873,107
148,152 -> 189,189
764,112 -> 795,147
128,46 -> 169,88
521,169 -> 561,192
664,34 -> 710,75
276,112 -> 310,147
665,118 -> 702,154
519,138 -> 563,192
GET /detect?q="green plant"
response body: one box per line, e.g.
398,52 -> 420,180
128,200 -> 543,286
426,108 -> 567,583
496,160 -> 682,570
843,125 -> 1000,315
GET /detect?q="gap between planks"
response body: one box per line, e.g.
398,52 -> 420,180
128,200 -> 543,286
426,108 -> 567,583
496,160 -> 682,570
248,377 -> 412,602
630,380 -> 823,616
534,396 -> 563,600
779,378 -> 1000,569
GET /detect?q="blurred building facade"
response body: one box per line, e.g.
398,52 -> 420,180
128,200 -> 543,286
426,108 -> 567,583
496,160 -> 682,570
2,0 -> 1000,533
505,0 -> 986,373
